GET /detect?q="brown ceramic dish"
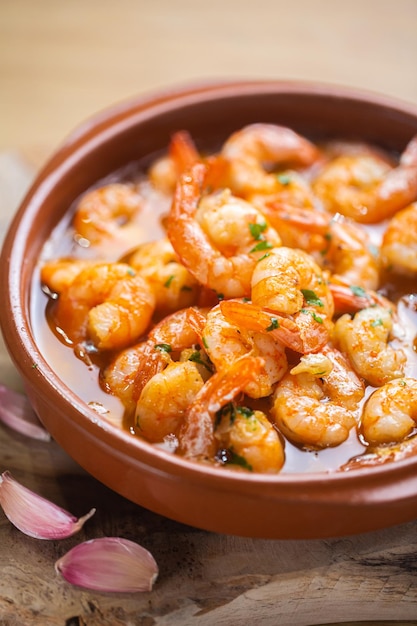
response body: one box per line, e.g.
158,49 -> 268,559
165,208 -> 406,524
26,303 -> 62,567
1,80 -> 417,539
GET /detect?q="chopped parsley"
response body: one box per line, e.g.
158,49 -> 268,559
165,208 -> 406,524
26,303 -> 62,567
249,221 -> 267,240
266,317 -> 280,331
216,403 -> 253,425
250,240 -> 273,253
188,350 -> 214,372
227,450 -> 253,471
154,343 -> 172,353
301,289 -> 324,307
300,308 -> 323,324
349,285 -> 368,298
236,406 -> 255,418
164,275 -> 175,288
370,318 -> 384,327
320,235 -> 331,255
215,402 -> 236,425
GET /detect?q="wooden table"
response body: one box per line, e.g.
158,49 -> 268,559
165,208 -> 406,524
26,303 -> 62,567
1,1 -> 417,624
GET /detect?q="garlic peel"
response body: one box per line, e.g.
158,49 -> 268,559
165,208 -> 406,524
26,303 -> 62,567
55,537 -> 159,593
0,471 -> 95,539
0,383 -> 51,441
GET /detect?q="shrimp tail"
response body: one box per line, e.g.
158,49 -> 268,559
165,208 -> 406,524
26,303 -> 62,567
219,300 -> 327,354
341,434 -> 417,470
167,163 -> 215,284
330,283 -> 391,314
132,343 -> 168,401
179,355 -> 264,459
169,130 -> 200,173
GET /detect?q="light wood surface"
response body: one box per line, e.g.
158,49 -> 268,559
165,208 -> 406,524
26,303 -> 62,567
1,2 -> 417,624
1,0 -> 417,160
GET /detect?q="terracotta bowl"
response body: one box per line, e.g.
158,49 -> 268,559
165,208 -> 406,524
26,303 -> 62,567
2,80 -> 417,539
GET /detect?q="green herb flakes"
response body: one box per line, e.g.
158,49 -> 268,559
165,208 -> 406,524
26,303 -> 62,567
249,221 -> 267,240
301,289 -> 324,307
188,351 -> 214,372
250,240 -> 273,253
227,450 -> 253,471
266,317 -> 279,331
154,343 -> 172,353
370,318 -> 384,327
300,308 -> 323,324
164,275 -> 175,288
350,285 -> 368,298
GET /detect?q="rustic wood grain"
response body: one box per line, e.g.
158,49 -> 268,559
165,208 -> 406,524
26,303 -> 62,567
0,421 -> 417,626
1,154 -> 417,625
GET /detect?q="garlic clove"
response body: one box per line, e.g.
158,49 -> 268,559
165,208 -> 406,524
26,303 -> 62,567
0,471 -> 95,539
0,383 -> 51,441
55,537 -> 159,593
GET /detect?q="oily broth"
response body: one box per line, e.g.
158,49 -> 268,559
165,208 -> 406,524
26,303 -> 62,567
32,159 -> 170,429
31,143 -> 417,473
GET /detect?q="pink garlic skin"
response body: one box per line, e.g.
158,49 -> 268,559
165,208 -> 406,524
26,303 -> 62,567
0,383 -> 51,441
0,471 -> 95,539
55,537 -> 159,593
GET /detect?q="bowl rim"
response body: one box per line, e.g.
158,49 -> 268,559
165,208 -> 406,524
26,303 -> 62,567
2,78 -> 417,499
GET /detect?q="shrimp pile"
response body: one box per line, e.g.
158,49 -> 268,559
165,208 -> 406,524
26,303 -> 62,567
39,126 -> 417,474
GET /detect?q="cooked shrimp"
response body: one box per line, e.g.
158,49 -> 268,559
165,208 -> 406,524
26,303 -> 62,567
251,169 -> 318,212
72,183 -> 143,247
381,202 -> 417,275
135,360 -> 205,443
334,305 -> 406,386
214,404 -> 285,473
323,219 -> 380,290
319,139 -> 397,162
341,433 -> 417,469
40,259 -> 97,294
179,355 -> 265,459
312,135 -> 417,223
101,340 -> 169,407
53,263 -> 155,350
248,246 -> 334,352
271,348 -> 364,448
202,304 -> 288,397
148,130 -> 200,194
329,283 -> 391,315
251,246 -> 334,317
221,123 -> 320,196
149,306 -> 207,349
195,188 -> 281,257
361,378 -> 417,445
260,204 -> 381,290
258,201 -> 330,263
127,238 -> 200,313
167,163 -> 281,298
102,306 -> 207,406
219,300 -> 315,353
